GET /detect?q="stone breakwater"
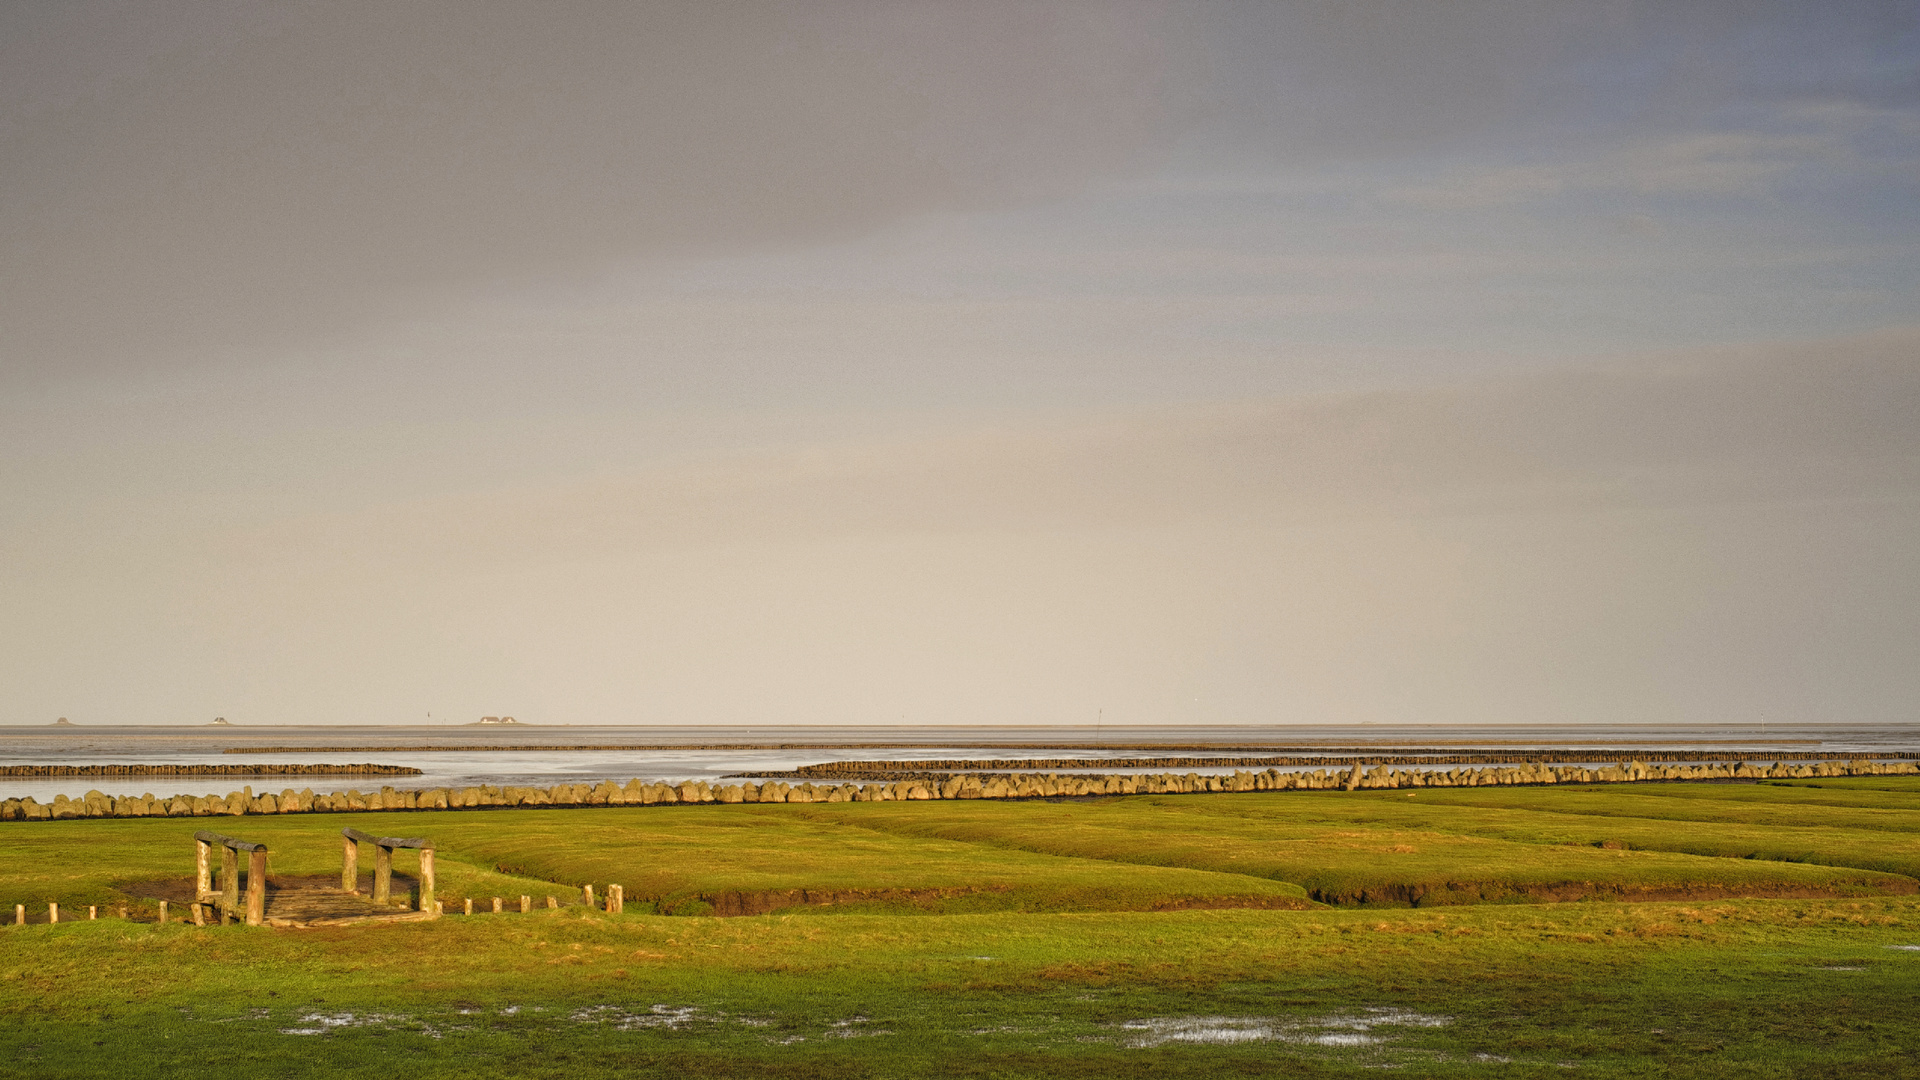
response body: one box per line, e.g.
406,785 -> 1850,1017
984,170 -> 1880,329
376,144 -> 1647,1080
2,758 -> 1914,821
0,764 -> 423,778
786,750 -> 1920,775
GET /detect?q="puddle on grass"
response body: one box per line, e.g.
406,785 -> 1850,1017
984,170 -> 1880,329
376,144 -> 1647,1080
257,1002 -> 1447,1055
1118,1008 -> 1449,1049
569,1004 -> 706,1031
824,1015 -> 893,1039
280,1012 -> 410,1035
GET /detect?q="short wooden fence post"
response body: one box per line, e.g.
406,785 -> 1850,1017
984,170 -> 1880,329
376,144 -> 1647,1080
158,900 -> 167,925
492,897 -> 502,913
519,895 -> 530,914
582,884 -> 594,908
49,902 -> 58,924
13,903 -> 23,926
608,885 -> 623,914
89,906 -> 97,920
464,898 -> 473,916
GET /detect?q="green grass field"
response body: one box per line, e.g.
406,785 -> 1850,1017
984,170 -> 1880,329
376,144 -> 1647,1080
4,780 -> 1919,1078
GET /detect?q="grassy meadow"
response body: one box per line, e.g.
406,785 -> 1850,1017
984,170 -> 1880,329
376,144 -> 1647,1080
3,780 -> 1919,1078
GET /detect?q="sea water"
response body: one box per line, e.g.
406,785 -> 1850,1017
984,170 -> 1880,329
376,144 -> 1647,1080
0,722 -> 1914,803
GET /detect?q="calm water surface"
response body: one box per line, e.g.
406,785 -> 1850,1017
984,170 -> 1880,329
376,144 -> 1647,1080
1,723 -> 1914,802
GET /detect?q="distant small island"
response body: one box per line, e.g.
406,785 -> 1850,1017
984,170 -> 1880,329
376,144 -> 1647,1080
473,716 -> 521,726
52,717 -> 74,726
209,717 -> 233,726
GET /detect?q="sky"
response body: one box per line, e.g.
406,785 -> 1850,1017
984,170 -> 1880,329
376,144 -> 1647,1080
3,1 -> 1916,728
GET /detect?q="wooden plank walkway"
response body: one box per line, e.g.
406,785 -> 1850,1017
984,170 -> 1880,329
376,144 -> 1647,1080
136,873 -> 435,928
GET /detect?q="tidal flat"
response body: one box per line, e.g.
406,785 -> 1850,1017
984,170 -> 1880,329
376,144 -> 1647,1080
4,778 -> 1919,1078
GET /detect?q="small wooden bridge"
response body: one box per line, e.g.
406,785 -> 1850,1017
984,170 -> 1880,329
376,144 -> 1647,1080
179,828 -> 440,928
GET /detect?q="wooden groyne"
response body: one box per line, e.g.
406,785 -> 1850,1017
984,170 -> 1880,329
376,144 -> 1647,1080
0,764 -> 423,778
2,758 -> 1915,821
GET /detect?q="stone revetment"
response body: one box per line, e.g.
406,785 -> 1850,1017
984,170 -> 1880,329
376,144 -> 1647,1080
1,758 -> 1913,821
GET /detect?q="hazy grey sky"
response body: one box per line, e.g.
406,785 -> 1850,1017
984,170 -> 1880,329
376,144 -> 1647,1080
3,2 -> 1916,726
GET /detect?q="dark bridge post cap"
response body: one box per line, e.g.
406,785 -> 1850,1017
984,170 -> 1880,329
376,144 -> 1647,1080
192,829 -> 267,852
341,826 -> 433,850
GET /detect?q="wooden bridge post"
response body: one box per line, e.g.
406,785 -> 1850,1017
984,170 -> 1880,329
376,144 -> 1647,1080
220,844 -> 239,923
373,843 -> 393,904
246,847 -> 268,926
417,847 -> 435,913
195,831 -> 268,926
341,827 -> 435,912
342,833 -> 359,893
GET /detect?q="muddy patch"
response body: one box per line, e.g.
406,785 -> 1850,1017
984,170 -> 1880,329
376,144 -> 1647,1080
117,873 -> 419,905
568,1005 -> 709,1031
1117,1008 -> 1450,1048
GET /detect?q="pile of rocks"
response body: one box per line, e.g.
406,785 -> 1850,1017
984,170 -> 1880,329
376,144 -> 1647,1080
2,759 -> 1912,821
